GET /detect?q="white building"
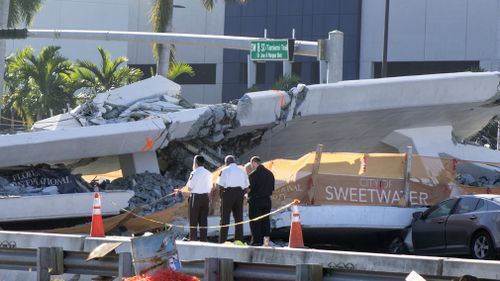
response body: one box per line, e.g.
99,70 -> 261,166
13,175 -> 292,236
360,0 -> 500,78
6,0 -> 500,102
6,0 -> 225,103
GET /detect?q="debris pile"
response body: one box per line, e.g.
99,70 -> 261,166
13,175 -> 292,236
0,165 -> 91,197
71,92 -> 192,126
32,76 -> 309,176
102,172 -> 185,215
456,173 -> 500,187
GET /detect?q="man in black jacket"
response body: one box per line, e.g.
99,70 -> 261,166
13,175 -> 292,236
248,156 -> 275,246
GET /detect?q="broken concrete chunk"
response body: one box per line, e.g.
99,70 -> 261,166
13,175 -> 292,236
103,172 -> 185,215
236,90 -> 288,127
92,76 -> 181,108
41,186 -> 59,195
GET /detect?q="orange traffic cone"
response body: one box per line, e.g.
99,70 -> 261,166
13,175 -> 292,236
288,199 -> 304,248
90,192 -> 105,237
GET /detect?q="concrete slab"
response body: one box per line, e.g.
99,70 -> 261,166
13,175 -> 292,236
383,126 -> 500,163
272,205 -> 427,230
31,112 -> 82,131
0,190 -> 133,222
4,72 -> 500,174
92,75 -> 181,107
0,118 -> 166,168
237,90 -> 288,127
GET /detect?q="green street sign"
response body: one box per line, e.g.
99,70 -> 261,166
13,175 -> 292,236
250,39 -> 295,61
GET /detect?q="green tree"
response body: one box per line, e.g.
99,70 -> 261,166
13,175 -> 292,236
2,46 -> 74,126
273,74 -> 301,91
150,0 -> 248,76
6,0 -> 43,27
0,0 -> 44,118
167,62 -> 194,81
73,47 -> 143,94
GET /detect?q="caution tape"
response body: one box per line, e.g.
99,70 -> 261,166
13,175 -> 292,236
103,191 -> 295,230
120,200 -> 295,230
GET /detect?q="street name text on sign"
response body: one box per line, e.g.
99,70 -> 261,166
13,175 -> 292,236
250,39 -> 294,61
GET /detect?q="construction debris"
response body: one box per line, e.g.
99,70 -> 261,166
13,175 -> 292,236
31,76 -> 309,173
456,173 -> 500,188
102,172 -> 185,215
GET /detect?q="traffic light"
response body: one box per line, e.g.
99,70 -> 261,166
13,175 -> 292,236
0,28 -> 28,39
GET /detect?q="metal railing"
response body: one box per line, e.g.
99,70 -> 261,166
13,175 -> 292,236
0,247 -> 133,281
181,258 -> 454,281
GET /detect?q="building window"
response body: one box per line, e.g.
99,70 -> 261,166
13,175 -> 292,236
292,62 -> 301,77
372,61 -> 481,78
239,62 -> 266,85
256,63 -> 266,84
310,61 -> 319,84
174,63 -> 216,84
128,64 -> 156,79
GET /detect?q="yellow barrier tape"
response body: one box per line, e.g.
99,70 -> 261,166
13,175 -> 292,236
119,200 -> 295,230
103,191 -> 294,230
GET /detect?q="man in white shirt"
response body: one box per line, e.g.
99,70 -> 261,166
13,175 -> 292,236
216,155 -> 249,243
186,155 -> 212,241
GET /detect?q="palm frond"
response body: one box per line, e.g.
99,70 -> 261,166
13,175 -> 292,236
8,0 -> 43,28
167,62 -> 195,80
201,0 -> 215,11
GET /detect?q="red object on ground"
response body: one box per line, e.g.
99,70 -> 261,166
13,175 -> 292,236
123,269 -> 200,281
90,192 -> 105,237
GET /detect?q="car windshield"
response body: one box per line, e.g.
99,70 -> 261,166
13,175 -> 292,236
491,197 -> 500,205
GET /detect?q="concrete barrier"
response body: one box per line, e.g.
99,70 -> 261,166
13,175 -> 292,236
442,258 -> 500,280
176,241 -> 500,279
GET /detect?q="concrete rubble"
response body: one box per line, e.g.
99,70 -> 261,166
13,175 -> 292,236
0,72 -> 498,230
101,172 -> 185,215
456,173 -> 500,188
32,75 -> 308,173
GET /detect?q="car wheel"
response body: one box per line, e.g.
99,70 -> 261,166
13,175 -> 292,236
388,236 -> 408,254
471,231 -> 496,259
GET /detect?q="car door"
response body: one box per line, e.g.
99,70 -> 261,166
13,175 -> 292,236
412,198 -> 458,254
444,197 -> 481,255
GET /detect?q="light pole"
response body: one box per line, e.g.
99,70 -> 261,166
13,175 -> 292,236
381,0 -> 390,78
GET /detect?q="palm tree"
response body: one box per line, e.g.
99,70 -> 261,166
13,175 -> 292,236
0,0 -> 44,117
73,47 -> 143,94
272,74 -> 301,91
6,0 -> 43,28
167,62 -> 194,81
2,45 -> 74,126
150,0 -> 248,76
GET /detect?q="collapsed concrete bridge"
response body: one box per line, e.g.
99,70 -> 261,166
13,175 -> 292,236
0,72 -> 499,177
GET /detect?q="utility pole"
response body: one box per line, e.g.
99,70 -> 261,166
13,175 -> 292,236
381,0 -> 390,78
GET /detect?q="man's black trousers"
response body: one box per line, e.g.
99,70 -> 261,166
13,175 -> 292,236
188,193 -> 209,241
248,197 -> 272,245
219,188 -> 244,243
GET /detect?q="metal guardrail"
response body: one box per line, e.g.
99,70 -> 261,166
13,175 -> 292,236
181,258 -> 454,281
177,241 -> 500,281
0,247 -> 133,281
